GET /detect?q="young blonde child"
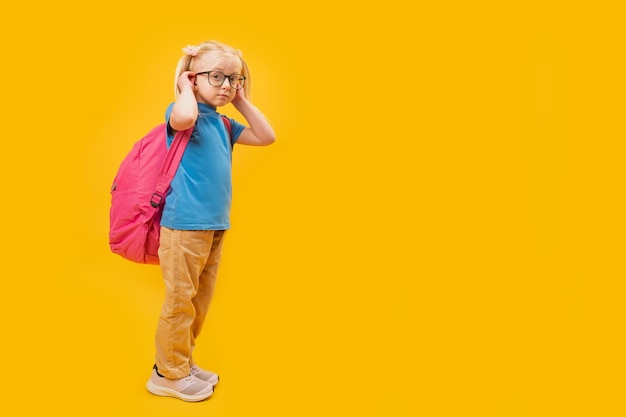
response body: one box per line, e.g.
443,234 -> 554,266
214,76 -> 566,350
146,40 -> 275,402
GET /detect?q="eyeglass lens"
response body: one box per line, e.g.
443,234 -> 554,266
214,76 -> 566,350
207,72 -> 245,89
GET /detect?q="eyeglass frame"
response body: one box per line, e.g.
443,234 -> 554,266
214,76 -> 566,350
195,70 -> 246,89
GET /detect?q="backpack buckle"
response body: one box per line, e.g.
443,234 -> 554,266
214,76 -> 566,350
150,193 -> 163,208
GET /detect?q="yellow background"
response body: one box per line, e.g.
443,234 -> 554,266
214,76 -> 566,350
2,1 -> 625,416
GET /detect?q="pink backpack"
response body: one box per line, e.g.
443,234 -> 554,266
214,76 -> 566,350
109,117 -> 231,264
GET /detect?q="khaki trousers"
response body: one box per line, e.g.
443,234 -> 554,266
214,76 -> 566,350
155,227 -> 226,379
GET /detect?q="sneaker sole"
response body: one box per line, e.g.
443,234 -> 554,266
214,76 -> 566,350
146,380 -> 213,402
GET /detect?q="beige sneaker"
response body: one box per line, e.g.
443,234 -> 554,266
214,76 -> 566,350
190,365 -> 219,386
147,365 -> 213,402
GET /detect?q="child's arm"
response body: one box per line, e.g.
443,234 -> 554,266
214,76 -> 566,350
169,71 -> 198,131
231,89 -> 276,146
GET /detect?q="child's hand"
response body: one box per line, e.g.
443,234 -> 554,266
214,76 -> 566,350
177,71 -> 196,93
231,86 -> 247,107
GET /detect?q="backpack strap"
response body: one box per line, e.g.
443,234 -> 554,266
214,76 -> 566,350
151,126 -> 193,208
221,115 -> 233,149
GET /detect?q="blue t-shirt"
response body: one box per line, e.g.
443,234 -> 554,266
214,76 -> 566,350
161,102 -> 245,230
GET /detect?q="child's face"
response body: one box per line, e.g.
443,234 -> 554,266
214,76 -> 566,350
193,55 -> 243,108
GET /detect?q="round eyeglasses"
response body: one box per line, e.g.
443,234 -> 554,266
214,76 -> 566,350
196,71 -> 246,89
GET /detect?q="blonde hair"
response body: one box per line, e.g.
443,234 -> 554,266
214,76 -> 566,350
174,40 -> 251,100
